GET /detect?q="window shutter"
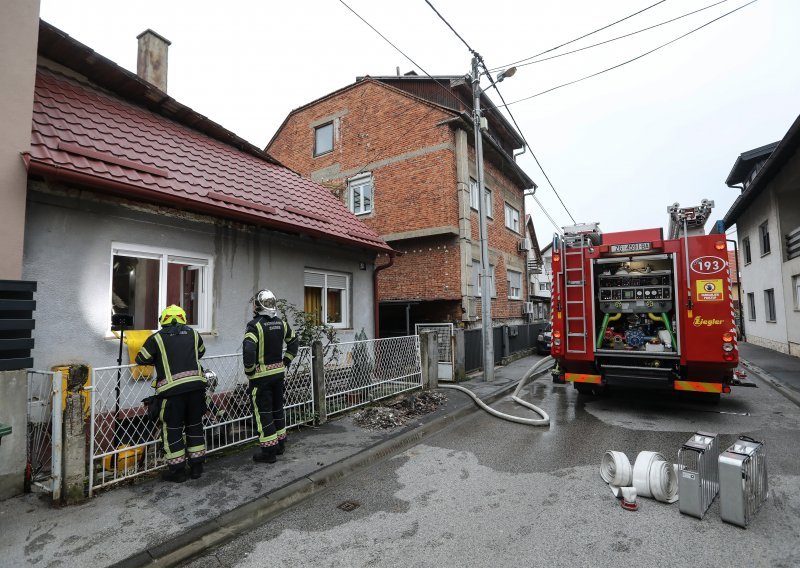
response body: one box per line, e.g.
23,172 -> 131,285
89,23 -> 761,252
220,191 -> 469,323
304,271 -> 325,287
327,274 -> 348,289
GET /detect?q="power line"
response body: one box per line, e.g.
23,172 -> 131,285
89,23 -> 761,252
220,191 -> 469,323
496,0 -> 758,109
510,0 -> 731,71
489,0 -> 667,72
423,0 -> 576,225
531,194 -> 564,234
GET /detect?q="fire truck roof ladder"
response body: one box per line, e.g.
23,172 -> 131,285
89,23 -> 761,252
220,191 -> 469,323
562,233 -> 589,354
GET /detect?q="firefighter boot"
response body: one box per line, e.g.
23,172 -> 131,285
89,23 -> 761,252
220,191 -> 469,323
276,439 -> 286,456
189,461 -> 204,480
162,466 -> 187,483
253,447 -> 277,464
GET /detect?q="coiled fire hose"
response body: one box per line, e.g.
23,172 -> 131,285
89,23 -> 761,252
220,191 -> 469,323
439,356 -> 552,426
601,450 -> 679,505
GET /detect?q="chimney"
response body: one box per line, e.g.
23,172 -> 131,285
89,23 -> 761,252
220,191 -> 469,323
136,29 -> 171,92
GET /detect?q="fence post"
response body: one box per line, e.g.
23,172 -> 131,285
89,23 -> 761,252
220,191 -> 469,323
311,341 -> 326,425
63,365 -> 88,504
420,332 -> 438,390
453,329 -> 465,382
51,371 -> 62,503
502,326 -> 511,361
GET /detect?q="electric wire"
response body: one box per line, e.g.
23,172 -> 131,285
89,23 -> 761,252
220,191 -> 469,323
532,194 -> 565,234
496,0 -> 758,109
423,0 -> 576,225
489,0 -> 668,72
509,0 -> 731,70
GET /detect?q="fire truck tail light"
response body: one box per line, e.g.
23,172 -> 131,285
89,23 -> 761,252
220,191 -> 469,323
723,385 -> 731,393
723,352 -> 735,361
553,330 -> 562,338
553,253 -> 560,263
722,332 -> 734,342
715,241 -> 726,251
722,343 -> 734,352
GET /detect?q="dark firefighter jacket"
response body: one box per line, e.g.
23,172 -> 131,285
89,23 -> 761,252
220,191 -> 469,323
243,315 -> 299,380
136,323 -> 206,396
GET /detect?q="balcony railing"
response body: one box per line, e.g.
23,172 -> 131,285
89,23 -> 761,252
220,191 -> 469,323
787,227 -> 800,260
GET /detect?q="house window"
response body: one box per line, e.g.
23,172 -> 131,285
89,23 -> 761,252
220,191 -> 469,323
764,289 -> 776,322
507,270 -> 522,299
348,173 -> 373,215
471,260 -> 496,298
314,122 -> 334,156
504,204 -> 520,233
469,178 -> 493,217
111,244 -> 212,331
304,270 -> 349,328
793,275 -> 800,311
759,221 -> 771,256
742,236 -> 751,265
747,292 -> 756,320
539,282 -> 551,291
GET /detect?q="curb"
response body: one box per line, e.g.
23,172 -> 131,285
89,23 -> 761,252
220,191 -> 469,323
740,358 -> 800,408
112,380 -> 523,568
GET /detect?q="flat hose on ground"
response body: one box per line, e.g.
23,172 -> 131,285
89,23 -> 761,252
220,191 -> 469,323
439,356 -> 552,426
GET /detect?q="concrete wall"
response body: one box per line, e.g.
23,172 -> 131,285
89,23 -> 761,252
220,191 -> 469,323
0,0 -> 41,501
739,185 -> 788,351
774,147 -> 800,355
22,182 -> 376,372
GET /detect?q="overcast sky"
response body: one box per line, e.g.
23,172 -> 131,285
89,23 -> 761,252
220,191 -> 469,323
39,0 -> 799,245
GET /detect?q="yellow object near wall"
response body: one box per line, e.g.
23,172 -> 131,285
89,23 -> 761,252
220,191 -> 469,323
113,329 -> 155,381
52,366 -> 92,418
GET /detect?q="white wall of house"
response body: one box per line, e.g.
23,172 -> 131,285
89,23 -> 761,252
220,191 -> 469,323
22,183 -> 377,372
774,150 -> 800,355
738,185 -> 789,352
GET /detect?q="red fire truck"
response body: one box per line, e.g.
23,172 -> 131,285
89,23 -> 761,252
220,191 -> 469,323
550,200 -> 738,398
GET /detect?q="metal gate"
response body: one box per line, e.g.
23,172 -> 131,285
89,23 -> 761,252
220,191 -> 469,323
26,370 -> 62,501
415,323 -> 454,381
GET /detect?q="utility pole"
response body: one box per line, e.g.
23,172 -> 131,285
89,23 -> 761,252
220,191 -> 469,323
471,55 -> 494,381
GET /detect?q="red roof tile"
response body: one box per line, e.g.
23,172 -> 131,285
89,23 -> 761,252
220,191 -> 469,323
26,67 -> 391,253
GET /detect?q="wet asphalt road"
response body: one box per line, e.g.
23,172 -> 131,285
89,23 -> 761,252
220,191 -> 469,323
185,369 -> 800,568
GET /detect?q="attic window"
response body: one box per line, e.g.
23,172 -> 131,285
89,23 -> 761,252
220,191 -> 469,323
314,122 -> 334,156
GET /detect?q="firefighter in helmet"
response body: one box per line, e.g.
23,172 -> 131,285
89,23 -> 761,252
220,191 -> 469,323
136,305 -> 207,482
243,289 -> 298,463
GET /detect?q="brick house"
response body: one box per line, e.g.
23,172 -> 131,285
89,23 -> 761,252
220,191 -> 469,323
267,73 -> 536,336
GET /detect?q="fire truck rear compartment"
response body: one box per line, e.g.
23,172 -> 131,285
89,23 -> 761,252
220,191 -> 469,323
593,255 -> 679,388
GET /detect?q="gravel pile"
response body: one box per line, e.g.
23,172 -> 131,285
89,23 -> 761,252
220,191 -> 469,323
353,391 -> 448,430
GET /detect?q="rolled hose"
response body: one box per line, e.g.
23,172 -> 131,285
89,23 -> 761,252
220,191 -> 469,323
439,356 -> 552,426
600,450 -> 633,487
632,451 -> 679,503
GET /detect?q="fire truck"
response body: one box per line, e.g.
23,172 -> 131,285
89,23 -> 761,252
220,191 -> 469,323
550,200 -> 738,398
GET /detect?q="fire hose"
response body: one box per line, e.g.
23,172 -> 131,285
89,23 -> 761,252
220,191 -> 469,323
438,356 -> 552,426
600,450 -> 679,507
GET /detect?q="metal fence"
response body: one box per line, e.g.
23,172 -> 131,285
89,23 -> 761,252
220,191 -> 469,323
324,335 -> 422,417
464,324 -> 544,373
88,348 -> 313,494
26,370 -> 62,500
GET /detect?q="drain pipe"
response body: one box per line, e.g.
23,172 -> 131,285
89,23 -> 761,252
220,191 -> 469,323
373,251 -> 397,339
440,356 -> 552,426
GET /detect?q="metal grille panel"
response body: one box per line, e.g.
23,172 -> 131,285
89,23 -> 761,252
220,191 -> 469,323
678,431 -> 719,519
324,336 -> 421,416
719,436 -> 768,527
415,324 -> 453,362
26,370 -> 62,496
88,349 -> 313,494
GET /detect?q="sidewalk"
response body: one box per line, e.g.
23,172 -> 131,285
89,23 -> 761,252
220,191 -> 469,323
739,341 -> 800,405
0,355 -> 543,568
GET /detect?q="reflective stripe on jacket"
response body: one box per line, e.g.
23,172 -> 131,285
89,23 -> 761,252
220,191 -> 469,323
136,323 -> 206,395
243,315 -> 298,380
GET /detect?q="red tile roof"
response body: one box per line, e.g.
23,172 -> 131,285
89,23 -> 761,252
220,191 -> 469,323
25,66 -> 391,253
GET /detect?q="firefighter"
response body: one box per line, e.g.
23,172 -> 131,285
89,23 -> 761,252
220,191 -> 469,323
136,305 -> 207,483
243,289 -> 298,463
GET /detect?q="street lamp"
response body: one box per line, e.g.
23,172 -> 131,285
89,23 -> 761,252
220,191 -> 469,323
496,66 -> 517,83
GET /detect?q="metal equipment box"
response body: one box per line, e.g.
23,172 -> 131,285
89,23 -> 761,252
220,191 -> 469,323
678,431 -> 719,519
719,436 -> 768,528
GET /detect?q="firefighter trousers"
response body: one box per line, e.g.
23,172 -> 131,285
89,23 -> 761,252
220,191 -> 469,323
159,389 -> 206,470
249,374 -> 286,449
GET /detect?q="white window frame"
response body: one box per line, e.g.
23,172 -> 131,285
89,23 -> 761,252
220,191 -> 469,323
348,173 -> 373,216
764,288 -> 776,322
304,269 -> 350,329
759,221 -> 771,256
469,178 -> 493,218
747,292 -> 756,320
472,259 -> 496,298
794,275 -> 800,311
110,242 -> 214,333
507,269 -> 522,299
504,203 -> 520,233
742,236 -> 751,265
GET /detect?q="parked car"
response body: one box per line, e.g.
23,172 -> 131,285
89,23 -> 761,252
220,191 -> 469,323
537,324 -> 552,355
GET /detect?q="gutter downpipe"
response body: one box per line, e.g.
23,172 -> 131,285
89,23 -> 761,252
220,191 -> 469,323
373,251 -> 397,339
727,238 -> 745,341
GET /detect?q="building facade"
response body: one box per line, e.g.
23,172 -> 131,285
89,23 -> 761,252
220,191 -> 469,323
724,115 -> 800,356
267,73 -> 536,336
